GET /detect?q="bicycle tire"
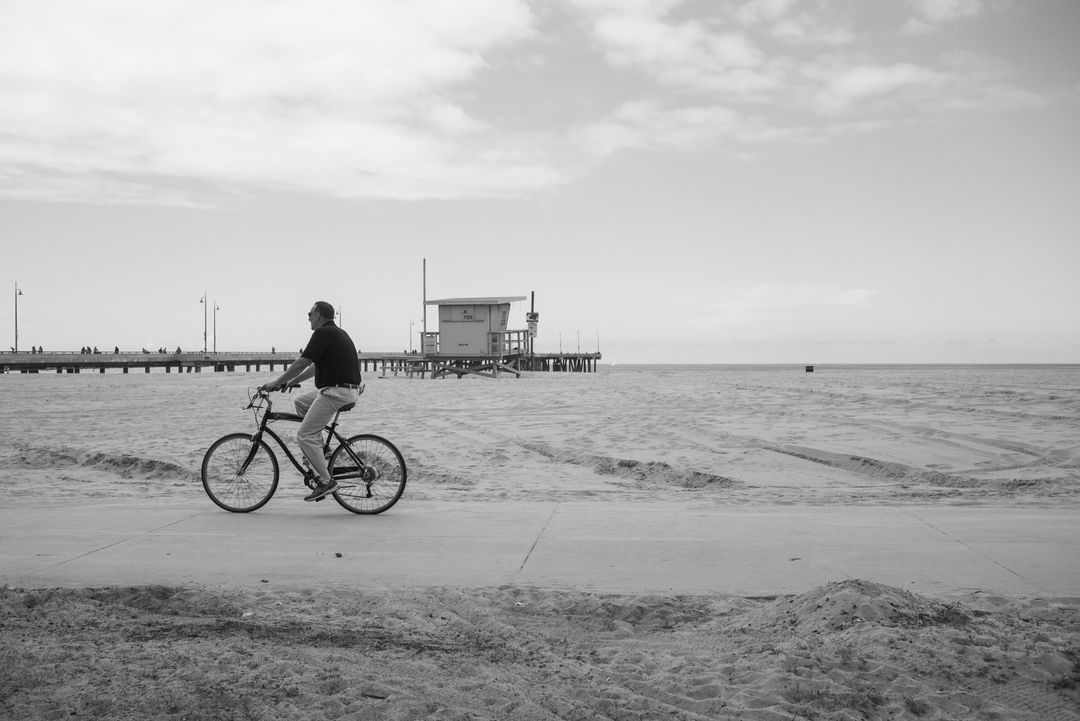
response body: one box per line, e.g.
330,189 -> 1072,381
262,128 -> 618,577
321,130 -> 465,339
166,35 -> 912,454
329,434 -> 407,514
201,433 -> 280,512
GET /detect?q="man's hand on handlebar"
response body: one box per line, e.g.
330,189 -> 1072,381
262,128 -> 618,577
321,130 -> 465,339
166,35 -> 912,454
258,382 -> 300,393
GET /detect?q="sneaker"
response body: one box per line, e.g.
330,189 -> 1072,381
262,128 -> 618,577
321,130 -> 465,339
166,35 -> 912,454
304,480 -> 339,502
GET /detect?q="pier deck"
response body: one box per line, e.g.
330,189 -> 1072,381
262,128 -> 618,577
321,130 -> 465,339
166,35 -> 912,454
0,351 -> 299,374
1,351 -> 602,377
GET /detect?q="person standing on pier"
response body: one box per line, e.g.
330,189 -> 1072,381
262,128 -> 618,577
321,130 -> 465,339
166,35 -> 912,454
259,301 -> 361,502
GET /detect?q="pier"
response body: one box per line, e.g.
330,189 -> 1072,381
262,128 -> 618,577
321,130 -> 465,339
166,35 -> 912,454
0,351 -> 299,375
1,350 -> 601,377
4,287 -> 601,379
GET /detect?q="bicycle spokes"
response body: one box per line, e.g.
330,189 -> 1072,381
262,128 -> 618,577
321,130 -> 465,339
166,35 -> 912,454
201,434 -> 280,513
327,434 -> 406,514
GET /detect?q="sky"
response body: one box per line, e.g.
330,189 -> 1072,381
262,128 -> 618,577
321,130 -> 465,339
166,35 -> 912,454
2,0 -> 1078,364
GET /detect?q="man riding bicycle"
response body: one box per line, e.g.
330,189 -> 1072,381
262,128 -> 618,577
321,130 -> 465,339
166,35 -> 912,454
259,301 -> 361,501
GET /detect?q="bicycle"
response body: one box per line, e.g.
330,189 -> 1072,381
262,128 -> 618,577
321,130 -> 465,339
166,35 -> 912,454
201,385 -> 407,514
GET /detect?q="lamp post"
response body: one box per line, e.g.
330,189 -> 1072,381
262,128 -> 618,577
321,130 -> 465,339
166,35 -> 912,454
213,302 -> 220,353
14,282 -> 23,353
199,292 -> 207,353
410,320 -> 414,352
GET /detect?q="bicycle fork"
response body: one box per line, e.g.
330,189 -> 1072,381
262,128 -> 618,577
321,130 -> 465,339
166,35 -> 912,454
239,431 -> 265,475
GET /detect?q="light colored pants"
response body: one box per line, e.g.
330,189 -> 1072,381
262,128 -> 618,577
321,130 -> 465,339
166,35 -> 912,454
294,386 -> 359,483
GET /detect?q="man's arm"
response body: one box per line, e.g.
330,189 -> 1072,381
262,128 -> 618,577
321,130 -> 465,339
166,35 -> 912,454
292,363 -> 316,384
259,356 -> 314,391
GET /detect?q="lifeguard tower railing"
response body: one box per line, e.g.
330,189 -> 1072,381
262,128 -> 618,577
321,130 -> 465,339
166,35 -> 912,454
421,329 -> 530,357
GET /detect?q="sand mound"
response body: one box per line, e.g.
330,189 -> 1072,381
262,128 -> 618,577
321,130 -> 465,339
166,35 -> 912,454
520,441 -> 734,491
768,445 -> 970,487
10,444 -> 194,480
740,579 -> 971,633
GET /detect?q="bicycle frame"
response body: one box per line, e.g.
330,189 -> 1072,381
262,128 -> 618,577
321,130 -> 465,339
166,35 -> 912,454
239,390 -> 372,489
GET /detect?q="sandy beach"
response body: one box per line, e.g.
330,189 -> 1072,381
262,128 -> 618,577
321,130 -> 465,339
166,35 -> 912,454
2,365 -> 1079,719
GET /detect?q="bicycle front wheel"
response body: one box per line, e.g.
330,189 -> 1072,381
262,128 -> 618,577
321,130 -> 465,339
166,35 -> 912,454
201,433 -> 280,512
329,434 -> 407,514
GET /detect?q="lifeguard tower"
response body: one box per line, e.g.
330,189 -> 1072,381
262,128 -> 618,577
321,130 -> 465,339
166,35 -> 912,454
420,296 -> 529,378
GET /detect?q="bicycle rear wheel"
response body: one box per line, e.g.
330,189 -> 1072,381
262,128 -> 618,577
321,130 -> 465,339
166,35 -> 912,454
329,434 -> 407,514
201,433 -> 279,512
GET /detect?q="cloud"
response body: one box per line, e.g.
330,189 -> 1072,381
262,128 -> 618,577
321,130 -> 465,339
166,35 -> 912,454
904,0 -> 982,33
770,15 -> 854,46
0,0 -> 547,203
572,100 -> 747,157
735,0 -> 798,25
807,61 -> 948,113
732,0 -> 853,46
0,0 -> 1058,205
569,97 -> 809,160
567,0 -> 779,95
910,0 -> 982,23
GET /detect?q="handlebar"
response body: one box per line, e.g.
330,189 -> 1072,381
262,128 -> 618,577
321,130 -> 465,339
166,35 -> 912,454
245,384 -> 301,410
266,383 -> 302,393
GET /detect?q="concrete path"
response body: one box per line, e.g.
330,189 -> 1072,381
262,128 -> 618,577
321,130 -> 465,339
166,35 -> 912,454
2,499 -> 1077,598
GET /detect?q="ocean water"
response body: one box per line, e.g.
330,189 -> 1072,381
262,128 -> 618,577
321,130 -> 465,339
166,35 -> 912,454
2,364 -> 1078,505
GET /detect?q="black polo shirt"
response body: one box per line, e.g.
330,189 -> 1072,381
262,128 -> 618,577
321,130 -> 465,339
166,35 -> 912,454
301,322 -> 361,388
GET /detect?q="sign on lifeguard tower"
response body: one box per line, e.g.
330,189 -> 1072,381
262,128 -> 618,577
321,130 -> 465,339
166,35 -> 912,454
526,311 -> 539,338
